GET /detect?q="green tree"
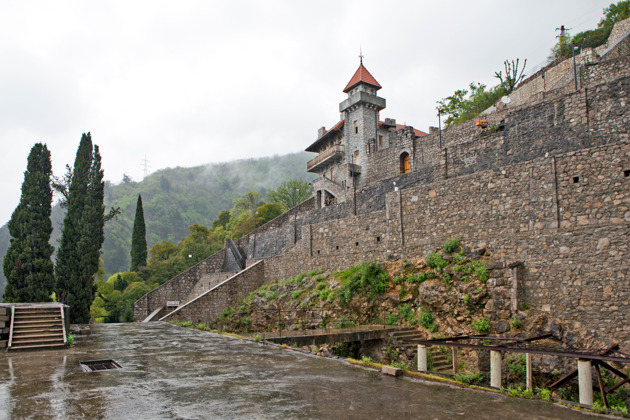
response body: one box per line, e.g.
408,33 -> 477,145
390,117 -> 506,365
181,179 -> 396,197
599,1 -> 630,31
2,143 -> 55,302
437,82 -> 506,126
266,179 -> 312,211
551,1 -> 630,58
56,133 -> 105,324
130,195 -> 147,271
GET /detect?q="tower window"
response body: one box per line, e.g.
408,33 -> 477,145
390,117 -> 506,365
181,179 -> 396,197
354,150 -> 359,165
572,176 -> 580,183
354,121 -> 358,134
378,135 -> 383,148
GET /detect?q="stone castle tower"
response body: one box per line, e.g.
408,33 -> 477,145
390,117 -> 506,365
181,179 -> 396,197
306,60 -> 426,208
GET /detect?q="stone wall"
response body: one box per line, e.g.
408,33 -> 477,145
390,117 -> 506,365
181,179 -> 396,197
133,248 -> 226,320
161,261 -> 265,324
259,140 -> 630,350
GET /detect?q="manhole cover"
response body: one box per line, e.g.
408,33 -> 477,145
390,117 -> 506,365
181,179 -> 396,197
80,359 -> 122,372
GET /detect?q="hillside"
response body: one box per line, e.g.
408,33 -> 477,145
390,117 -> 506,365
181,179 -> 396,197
0,152 -> 316,300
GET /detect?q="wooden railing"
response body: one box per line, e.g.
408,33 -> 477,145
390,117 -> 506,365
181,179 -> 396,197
307,145 -> 345,171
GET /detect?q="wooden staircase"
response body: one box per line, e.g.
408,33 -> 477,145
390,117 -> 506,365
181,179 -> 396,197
8,305 -> 67,351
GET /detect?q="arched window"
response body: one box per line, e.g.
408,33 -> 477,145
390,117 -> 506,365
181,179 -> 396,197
400,152 -> 410,174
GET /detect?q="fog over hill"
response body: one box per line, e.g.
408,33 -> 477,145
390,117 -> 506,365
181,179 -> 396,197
0,152 -> 315,300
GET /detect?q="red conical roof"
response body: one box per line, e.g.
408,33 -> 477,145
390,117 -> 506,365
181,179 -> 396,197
343,63 -> 382,93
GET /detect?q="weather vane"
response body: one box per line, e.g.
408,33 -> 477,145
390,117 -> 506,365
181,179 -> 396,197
359,46 -> 364,64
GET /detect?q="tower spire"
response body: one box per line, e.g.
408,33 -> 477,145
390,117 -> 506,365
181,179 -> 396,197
359,46 -> 364,64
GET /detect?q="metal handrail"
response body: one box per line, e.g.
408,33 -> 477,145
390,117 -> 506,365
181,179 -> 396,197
307,145 -> 345,170
60,305 -> 67,345
7,305 -> 15,350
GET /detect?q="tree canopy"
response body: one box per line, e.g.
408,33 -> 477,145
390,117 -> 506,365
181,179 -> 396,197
130,195 -> 147,271
266,179 -> 312,211
55,133 -> 105,323
2,143 -> 55,302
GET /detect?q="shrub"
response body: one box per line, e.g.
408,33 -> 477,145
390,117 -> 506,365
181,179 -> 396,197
307,269 -> 323,277
455,371 -> 484,384
426,252 -> 448,272
510,315 -> 522,330
394,275 -> 404,285
471,316 -> 490,333
385,313 -> 399,325
391,361 -> 410,372
462,293 -> 470,305
335,316 -> 358,328
506,354 -> 526,377
419,309 -> 438,332
264,291 -> 278,300
536,387 -> 552,401
291,289 -> 304,299
318,286 -> 331,301
442,273 -> 451,285
470,260 -> 488,282
398,304 -> 414,322
360,355 -> 372,364
408,272 -> 427,284
336,262 -> 390,304
442,237 -> 461,254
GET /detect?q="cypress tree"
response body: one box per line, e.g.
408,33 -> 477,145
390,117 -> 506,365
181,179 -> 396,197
2,143 -> 55,302
74,145 -> 105,323
130,195 -> 147,271
56,133 -> 105,323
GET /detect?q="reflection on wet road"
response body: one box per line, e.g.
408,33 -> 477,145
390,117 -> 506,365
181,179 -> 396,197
0,323 -> 603,419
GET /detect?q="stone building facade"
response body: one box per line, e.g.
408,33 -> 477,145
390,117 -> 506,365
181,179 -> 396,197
135,51 -> 629,353
305,60 -> 427,208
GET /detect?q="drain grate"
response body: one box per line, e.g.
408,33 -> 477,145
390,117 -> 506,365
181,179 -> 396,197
80,359 -> 122,372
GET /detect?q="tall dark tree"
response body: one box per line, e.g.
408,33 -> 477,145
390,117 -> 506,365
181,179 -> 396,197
3,143 -> 55,302
55,133 -> 105,323
130,195 -> 147,271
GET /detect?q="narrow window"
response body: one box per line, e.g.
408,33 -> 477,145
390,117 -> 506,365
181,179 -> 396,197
624,169 -> 630,177
572,176 -> 580,183
330,167 -> 334,181
317,250 -> 320,254
354,121 -> 358,134
378,135 -> 383,148
376,236 -> 381,242
355,242 -> 359,246
354,150 -> 359,165
335,245 -> 339,250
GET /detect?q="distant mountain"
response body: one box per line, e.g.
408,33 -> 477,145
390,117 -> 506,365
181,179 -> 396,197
0,152 -> 316,300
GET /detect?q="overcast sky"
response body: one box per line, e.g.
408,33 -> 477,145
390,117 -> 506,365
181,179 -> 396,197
0,0 -> 615,226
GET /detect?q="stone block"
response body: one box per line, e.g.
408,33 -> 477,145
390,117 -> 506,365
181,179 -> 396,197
0,307 -> 8,316
0,316 -> 8,322
381,365 -> 402,377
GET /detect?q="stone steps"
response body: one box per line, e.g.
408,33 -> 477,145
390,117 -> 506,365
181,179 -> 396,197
8,306 -> 67,351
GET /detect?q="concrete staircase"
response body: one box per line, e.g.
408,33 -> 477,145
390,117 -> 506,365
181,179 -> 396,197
8,305 -> 67,351
388,327 -> 453,373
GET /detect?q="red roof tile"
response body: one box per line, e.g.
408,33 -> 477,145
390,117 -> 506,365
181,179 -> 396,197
305,120 -> 345,152
343,64 -> 382,93
379,121 -> 428,137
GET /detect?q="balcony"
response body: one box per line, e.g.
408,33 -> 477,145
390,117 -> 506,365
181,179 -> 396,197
307,145 -> 345,172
